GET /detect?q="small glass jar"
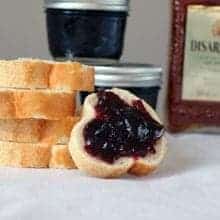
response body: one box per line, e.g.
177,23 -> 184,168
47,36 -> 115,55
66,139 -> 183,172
80,63 -> 163,109
44,0 -> 129,62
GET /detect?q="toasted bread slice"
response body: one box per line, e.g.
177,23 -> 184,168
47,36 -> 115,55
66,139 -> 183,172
0,141 -> 51,168
0,141 -> 75,169
0,59 -> 94,92
69,88 -> 167,178
50,145 -> 76,169
0,89 -> 76,120
0,117 -> 79,144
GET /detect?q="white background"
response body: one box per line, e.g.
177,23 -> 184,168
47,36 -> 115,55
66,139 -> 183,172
0,0 -> 170,70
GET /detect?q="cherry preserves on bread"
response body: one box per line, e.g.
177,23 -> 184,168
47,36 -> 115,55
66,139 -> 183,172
69,88 -> 167,178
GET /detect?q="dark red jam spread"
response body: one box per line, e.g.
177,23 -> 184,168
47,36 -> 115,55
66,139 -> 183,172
83,91 -> 164,164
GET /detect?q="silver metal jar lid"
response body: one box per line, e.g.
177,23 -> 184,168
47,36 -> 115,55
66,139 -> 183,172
44,0 -> 129,12
94,63 -> 162,88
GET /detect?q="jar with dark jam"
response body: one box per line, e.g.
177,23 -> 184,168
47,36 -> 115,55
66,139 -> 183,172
44,0 -> 129,62
80,63 -> 163,109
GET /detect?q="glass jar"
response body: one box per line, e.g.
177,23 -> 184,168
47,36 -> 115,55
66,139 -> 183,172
44,0 -> 129,62
80,63 -> 163,109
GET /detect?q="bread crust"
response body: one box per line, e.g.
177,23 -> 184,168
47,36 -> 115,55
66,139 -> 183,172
50,61 -> 94,92
0,141 -> 51,168
0,141 -> 76,169
69,88 -> 167,178
49,145 -> 76,169
0,117 -> 79,144
0,59 -> 94,92
0,89 -> 76,120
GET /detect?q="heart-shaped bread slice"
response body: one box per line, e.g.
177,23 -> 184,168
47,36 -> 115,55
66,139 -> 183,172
69,88 -> 167,178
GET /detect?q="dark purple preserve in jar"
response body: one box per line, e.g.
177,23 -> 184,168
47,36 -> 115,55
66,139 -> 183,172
80,63 -> 163,109
44,0 -> 129,62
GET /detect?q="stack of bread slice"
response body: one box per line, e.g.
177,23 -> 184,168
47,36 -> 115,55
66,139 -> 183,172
0,59 -> 94,169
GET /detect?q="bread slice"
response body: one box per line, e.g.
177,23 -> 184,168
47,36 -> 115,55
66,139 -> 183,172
0,117 -> 79,144
50,145 -> 76,169
0,89 -> 76,120
0,141 -> 76,169
49,60 -> 94,92
0,59 -> 94,92
69,88 -> 167,178
0,141 -> 51,168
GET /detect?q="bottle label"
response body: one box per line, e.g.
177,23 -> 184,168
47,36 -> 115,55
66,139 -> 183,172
182,5 -> 220,102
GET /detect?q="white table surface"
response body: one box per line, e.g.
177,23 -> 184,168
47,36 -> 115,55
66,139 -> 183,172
0,134 -> 220,220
